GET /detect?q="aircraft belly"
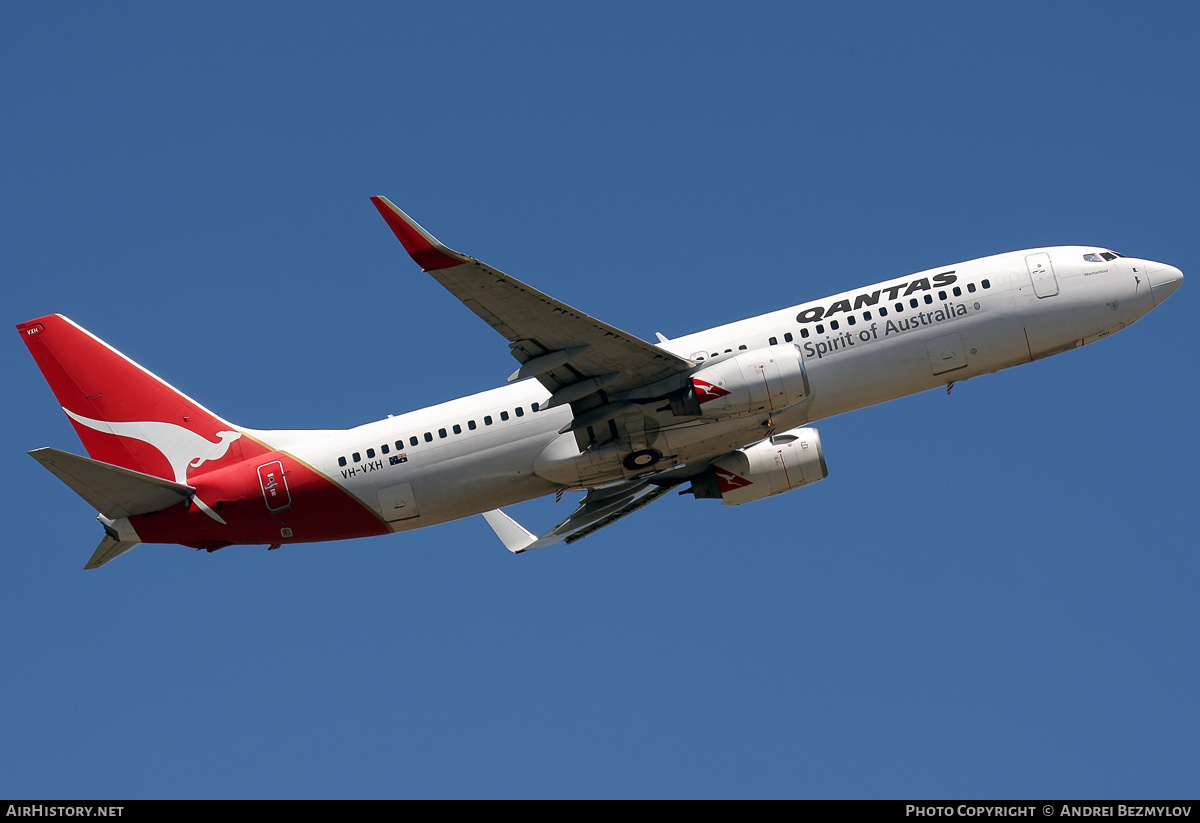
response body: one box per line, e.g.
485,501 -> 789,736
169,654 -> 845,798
386,467 -> 557,531
534,414 -> 790,488
373,433 -> 560,530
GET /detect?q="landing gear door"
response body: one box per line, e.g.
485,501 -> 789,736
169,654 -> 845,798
1026,252 -> 1059,298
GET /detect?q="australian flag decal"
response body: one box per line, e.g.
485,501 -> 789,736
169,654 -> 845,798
390,454 -> 408,465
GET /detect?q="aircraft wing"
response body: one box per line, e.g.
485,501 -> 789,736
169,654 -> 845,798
482,477 -> 681,553
480,461 -> 709,553
371,197 -> 695,431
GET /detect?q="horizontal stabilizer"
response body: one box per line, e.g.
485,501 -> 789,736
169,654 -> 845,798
482,509 -> 538,553
30,447 -> 196,519
85,535 -> 140,570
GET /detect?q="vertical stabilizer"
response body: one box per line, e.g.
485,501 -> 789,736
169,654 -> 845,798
17,315 -> 249,484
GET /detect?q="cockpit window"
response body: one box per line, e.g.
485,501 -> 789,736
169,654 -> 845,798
1100,252 -> 1118,261
1084,253 -> 1103,262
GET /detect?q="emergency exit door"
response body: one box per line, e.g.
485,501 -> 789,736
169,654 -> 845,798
258,461 -> 292,512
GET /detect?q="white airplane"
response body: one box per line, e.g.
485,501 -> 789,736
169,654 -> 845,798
19,197 -> 1184,568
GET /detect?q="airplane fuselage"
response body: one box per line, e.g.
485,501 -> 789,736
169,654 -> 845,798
123,244 -> 1177,551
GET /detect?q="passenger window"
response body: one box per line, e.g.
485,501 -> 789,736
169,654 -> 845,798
863,311 -> 872,320
531,402 -> 539,412
784,332 -> 793,342
424,432 -> 433,443
338,456 -> 347,467
396,441 -> 404,450
366,448 -> 375,459
982,279 -> 991,289
953,286 -> 962,297
468,420 -> 477,430
924,294 -> 933,305
381,444 -> 389,454
500,411 -> 509,421
353,452 -> 361,463
738,344 -> 747,350
438,428 -> 447,438
453,424 -> 462,434
515,407 -> 524,417
799,329 -> 809,339
769,337 -> 778,345
938,291 -> 946,300
879,306 -> 888,317
967,283 -> 977,293
484,416 -> 493,426
816,324 -> 825,334
409,436 -> 418,447
909,298 -> 919,308
847,316 -> 856,326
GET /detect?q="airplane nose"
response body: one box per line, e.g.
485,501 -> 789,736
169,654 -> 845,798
1145,261 -> 1184,306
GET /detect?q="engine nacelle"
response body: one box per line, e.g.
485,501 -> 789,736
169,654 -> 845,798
687,427 -> 827,505
687,344 -> 809,418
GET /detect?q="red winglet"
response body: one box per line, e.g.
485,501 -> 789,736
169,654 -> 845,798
370,196 -> 465,271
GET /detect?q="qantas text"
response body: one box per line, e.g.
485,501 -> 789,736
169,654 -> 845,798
796,271 -> 958,324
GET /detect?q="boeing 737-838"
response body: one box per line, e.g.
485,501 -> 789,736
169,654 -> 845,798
18,197 -> 1184,568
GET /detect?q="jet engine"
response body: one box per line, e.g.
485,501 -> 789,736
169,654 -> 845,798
675,344 -> 810,419
683,427 -> 827,505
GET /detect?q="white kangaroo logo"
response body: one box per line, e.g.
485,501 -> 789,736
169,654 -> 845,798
64,409 -> 242,524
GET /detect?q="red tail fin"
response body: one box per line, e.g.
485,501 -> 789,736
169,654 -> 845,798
17,315 -> 251,483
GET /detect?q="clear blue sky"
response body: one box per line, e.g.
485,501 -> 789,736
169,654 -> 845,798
3,2 -> 1197,799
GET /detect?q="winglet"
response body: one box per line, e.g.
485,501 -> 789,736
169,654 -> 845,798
370,196 -> 469,271
482,509 -> 538,554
